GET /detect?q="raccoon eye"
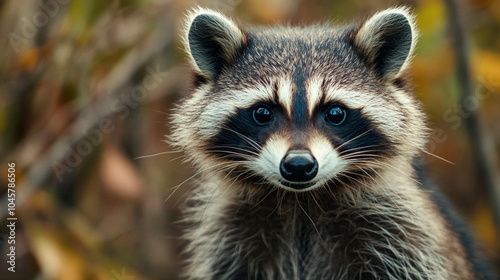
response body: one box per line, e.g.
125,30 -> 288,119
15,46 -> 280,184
253,105 -> 273,125
325,105 -> 346,125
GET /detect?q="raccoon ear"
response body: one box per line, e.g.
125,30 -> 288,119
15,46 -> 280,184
184,8 -> 247,79
353,7 -> 418,80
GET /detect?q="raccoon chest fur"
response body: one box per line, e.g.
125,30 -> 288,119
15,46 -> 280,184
172,6 -> 495,280
184,178 -> 465,280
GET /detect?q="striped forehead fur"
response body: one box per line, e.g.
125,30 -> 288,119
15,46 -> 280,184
306,77 -> 404,134
199,77 -> 295,138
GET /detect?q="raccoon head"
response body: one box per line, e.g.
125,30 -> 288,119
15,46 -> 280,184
171,7 -> 426,193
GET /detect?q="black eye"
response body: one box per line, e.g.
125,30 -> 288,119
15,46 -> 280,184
253,105 -> 273,125
325,105 -> 346,125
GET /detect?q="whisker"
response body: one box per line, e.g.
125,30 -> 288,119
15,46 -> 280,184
207,146 -> 260,157
336,128 -> 375,152
422,150 -> 455,165
220,126 -> 263,151
169,155 -> 186,163
140,108 -> 170,116
250,187 -> 275,210
268,190 -> 286,217
346,159 -> 423,187
164,161 -> 235,203
338,144 -> 384,156
164,169 -> 207,203
367,166 -> 420,219
342,151 -> 385,160
309,192 -> 326,214
198,166 -> 240,224
174,164 -> 247,205
135,150 -> 182,160
296,193 -> 326,248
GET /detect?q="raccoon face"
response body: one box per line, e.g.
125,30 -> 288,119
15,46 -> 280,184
172,7 -> 426,192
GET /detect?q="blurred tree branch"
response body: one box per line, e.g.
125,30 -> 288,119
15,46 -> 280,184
444,0 -> 500,235
0,17 -> 176,219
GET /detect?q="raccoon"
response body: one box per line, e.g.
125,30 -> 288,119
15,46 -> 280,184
170,6 -> 496,280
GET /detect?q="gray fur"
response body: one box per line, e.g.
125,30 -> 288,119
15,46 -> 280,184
171,7 -> 490,280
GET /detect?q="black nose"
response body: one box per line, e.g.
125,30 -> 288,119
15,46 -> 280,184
280,150 -> 318,182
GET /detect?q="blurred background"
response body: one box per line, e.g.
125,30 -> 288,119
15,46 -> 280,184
0,0 -> 499,279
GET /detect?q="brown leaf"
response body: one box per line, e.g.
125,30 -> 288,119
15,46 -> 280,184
100,143 -> 144,200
